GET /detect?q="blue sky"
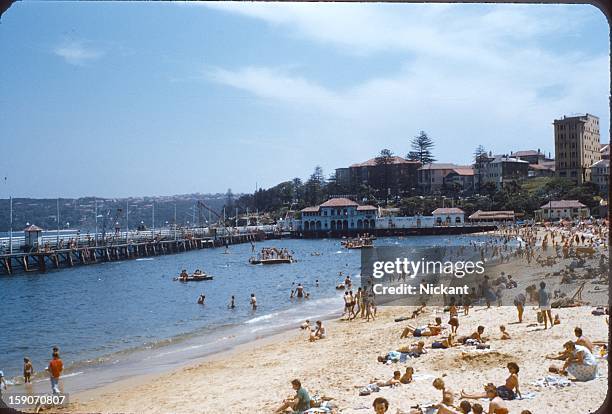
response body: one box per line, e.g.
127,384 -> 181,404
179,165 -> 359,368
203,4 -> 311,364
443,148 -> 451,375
0,2 -> 609,198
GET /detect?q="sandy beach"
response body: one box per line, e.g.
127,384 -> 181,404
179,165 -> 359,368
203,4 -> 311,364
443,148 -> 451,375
47,227 -> 609,413
61,306 -> 608,413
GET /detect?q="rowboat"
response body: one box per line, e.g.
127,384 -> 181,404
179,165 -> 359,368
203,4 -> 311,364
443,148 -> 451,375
174,273 -> 213,282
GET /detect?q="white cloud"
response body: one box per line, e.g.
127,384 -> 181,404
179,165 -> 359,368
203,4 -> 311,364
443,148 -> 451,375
198,2 -> 608,165
53,40 -> 104,66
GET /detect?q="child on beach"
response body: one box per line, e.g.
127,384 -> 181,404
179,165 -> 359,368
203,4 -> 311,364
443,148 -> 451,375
309,320 -> 326,342
400,367 -> 414,384
372,397 -> 389,414
499,325 -> 511,340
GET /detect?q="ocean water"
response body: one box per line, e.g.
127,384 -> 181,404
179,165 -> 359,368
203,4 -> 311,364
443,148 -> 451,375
0,235 -> 488,394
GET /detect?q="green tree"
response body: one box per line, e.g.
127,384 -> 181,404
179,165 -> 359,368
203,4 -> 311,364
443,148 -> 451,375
407,131 -> 436,164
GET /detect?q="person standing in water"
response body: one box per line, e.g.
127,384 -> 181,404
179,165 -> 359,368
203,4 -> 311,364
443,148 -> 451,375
23,358 -> 33,383
250,293 -> 257,310
197,294 -> 205,305
229,295 -> 236,309
296,283 -> 304,298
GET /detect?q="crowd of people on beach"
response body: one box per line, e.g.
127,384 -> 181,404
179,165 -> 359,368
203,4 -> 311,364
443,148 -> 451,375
273,219 -> 608,414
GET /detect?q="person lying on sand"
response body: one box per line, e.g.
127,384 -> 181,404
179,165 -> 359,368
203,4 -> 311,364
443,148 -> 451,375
461,363 -> 522,400
574,327 -> 595,353
401,318 -> 444,338
397,341 -> 427,355
275,379 -> 310,413
432,334 -> 459,349
400,367 -> 414,384
499,325 -> 510,340
366,371 -> 402,388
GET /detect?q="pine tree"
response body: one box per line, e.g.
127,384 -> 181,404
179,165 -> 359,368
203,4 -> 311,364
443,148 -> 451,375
407,131 -> 436,164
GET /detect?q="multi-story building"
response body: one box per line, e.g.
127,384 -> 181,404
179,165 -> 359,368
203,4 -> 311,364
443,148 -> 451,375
418,163 -> 466,194
591,159 -> 609,197
335,157 -> 420,196
442,167 -> 475,194
299,197 -> 378,232
554,113 -> 601,184
478,156 -> 529,190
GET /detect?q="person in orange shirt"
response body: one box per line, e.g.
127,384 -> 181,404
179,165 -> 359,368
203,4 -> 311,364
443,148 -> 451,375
47,351 -> 63,394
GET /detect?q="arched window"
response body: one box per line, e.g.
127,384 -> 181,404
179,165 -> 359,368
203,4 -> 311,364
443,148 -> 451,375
316,221 -> 322,230
455,216 -> 461,224
343,220 -> 348,230
331,221 -> 336,230
304,221 -> 310,230
357,219 -> 363,228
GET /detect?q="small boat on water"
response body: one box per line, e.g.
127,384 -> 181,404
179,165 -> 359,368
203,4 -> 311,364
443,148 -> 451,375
249,247 -> 294,265
174,270 -> 213,282
249,257 -> 293,265
341,237 -> 374,249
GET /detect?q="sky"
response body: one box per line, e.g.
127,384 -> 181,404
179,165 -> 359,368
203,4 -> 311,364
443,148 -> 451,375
0,1 -> 609,198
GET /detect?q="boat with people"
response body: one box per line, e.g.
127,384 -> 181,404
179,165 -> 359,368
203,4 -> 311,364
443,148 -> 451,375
174,269 -> 214,282
341,236 -> 374,249
249,247 -> 295,265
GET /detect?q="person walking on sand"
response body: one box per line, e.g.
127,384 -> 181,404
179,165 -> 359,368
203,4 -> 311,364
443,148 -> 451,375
538,282 -> 553,329
47,351 -> 63,395
513,292 -> 526,323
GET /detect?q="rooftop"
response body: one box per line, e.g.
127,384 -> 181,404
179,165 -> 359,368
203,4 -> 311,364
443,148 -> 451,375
419,163 -> 463,170
350,156 -> 420,168
449,167 -> 474,176
539,200 -> 587,209
24,224 -> 43,232
432,207 -> 465,215
512,150 -> 541,157
468,210 -> 515,220
320,197 -> 359,207
591,159 -> 610,168
554,113 -> 599,123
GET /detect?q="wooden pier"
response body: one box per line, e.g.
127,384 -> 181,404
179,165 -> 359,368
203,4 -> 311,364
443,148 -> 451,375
0,233 -> 265,276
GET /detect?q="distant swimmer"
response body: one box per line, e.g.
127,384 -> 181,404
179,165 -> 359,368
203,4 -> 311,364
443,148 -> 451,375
229,295 -> 236,309
296,283 -> 304,298
250,293 -> 257,310
197,294 -> 205,305
315,279 -> 319,288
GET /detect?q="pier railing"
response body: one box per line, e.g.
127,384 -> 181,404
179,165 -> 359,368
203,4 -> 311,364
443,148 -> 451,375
0,225 -> 280,255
